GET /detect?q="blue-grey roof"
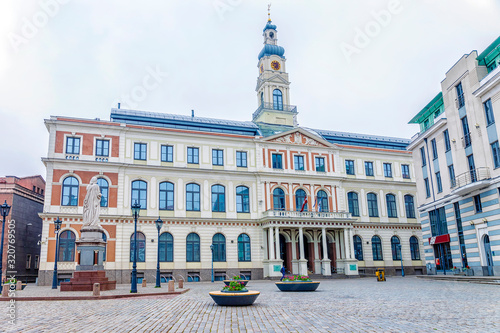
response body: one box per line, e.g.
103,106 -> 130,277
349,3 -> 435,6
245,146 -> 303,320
110,109 -> 261,136
258,44 -> 285,61
309,128 -> 410,151
263,21 -> 277,32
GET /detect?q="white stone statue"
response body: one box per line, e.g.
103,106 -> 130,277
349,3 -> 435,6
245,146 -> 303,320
82,176 -> 102,228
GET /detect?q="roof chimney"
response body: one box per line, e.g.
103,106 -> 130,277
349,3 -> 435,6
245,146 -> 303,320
191,110 -> 194,118
118,102 -> 121,109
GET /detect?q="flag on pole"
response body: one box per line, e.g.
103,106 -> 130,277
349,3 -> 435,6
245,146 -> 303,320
313,197 -> 318,212
300,197 -> 308,212
318,199 -> 322,212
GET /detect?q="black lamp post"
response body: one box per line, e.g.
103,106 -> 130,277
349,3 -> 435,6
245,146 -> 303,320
210,244 -> 214,283
130,201 -> 141,293
398,244 -> 405,277
0,200 -> 11,283
155,216 -> 164,288
51,217 -> 62,289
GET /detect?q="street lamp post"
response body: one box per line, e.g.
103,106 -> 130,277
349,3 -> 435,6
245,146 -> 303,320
130,201 -> 141,293
155,216 -> 164,288
0,201 -> 12,283
51,217 -> 62,289
398,244 -> 405,277
210,244 -> 214,283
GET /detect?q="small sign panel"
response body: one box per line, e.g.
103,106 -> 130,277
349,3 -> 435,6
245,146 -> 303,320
350,264 -> 357,271
274,265 -> 281,272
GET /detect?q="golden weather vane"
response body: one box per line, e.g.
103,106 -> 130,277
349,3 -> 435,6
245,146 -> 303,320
268,3 -> 272,21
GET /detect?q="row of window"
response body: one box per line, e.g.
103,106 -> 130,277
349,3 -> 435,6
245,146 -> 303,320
353,235 -> 420,261
56,230 -> 252,263
66,137 -> 110,157
272,188 -> 329,212
271,153 -> 326,171
347,193 -> 415,218
345,160 -> 410,179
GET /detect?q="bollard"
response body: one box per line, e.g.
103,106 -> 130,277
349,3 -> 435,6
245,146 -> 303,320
93,283 -> 100,297
178,279 -> 183,289
1,285 -> 9,297
16,281 -> 22,291
142,279 -> 147,288
168,280 -> 174,292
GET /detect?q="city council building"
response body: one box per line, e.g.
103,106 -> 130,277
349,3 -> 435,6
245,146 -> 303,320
37,18 -> 424,285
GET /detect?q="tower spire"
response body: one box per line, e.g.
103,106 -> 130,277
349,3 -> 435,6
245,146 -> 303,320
268,3 -> 272,22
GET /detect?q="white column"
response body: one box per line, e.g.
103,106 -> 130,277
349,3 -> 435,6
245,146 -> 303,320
335,231 -> 340,259
275,226 -> 280,260
299,227 -> 305,260
313,230 -> 319,261
291,229 -> 297,260
268,227 -> 275,260
344,228 -> 351,259
322,228 -> 328,260
263,228 -> 268,260
349,229 -> 355,259
339,230 -> 345,259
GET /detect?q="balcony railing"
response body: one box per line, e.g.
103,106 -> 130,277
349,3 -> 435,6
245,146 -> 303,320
451,167 -> 490,189
252,102 -> 297,121
262,210 -> 351,220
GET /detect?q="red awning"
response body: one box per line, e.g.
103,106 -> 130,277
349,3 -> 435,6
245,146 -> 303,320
428,234 -> 450,245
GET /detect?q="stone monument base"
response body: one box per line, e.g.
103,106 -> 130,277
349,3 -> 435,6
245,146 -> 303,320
60,271 -> 116,292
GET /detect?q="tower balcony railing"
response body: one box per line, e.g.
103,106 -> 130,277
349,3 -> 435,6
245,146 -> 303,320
262,209 -> 351,220
451,167 -> 490,190
252,102 -> 297,121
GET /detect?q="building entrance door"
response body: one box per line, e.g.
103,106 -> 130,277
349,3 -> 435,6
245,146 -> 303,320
279,234 -> 291,274
433,243 -> 453,273
484,235 -> 494,276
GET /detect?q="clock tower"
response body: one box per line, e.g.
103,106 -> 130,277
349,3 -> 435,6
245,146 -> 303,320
253,13 -> 297,127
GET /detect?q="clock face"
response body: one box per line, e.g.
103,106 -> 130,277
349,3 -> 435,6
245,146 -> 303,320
259,64 -> 264,74
271,61 -> 280,71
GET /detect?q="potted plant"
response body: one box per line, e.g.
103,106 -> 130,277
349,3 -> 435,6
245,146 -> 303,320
223,275 -> 249,287
275,275 -> 320,292
464,266 -> 474,276
209,281 -> 260,306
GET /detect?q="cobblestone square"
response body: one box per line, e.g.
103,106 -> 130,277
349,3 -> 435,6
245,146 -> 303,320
2,277 -> 500,332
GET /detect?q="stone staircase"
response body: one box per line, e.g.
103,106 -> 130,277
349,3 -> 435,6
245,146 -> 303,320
416,275 -> 500,285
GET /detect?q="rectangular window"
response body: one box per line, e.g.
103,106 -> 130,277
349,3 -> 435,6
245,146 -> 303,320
448,164 -> 456,187
461,116 -> 471,147
429,207 -> 448,237
26,254 -> 31,269
491,141 -> 500,168
473,195 -> 482,213
365,161 -> 374,176
424,178 -> 430,198
134,143 -> 147,160
315,157 -> 325,172
431,139 -> 438,160
468,154 -> 476,182
294,155 -> 305,170
420,147 -> 426,166
212,149 -> 224,166
383,163 -> 392,177
66,137 -> 80,155
236,151 -> 247,167
345,160 -> 355,175
443,130 -> 451,152
161,145 -> 173,162
456,82 -> 465,109
272,153 -> 283,169
401,164 -> 410,179
436,172 -> 443,193
95,139 -> 109,157
187,147 -> 199,164
484,99 -> 495,126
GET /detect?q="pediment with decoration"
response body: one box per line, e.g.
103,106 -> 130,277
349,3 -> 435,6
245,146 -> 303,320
264,128 -> 332,148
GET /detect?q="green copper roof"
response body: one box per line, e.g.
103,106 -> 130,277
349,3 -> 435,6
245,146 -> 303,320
408,92 -> 443,124
477,36 -> 500,67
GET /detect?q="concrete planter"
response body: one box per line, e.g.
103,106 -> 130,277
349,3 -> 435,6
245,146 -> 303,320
275,281 -> 320,292
209,290 -> 260,306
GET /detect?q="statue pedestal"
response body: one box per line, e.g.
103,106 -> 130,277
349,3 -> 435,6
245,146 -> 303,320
60,227 -> 116,291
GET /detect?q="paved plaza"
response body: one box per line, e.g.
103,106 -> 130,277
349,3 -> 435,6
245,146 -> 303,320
2,277 -> 500,332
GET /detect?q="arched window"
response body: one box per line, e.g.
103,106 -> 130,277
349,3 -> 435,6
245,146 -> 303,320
372,235 -> 383,261
211,185 -> 226,212
273,89 -> 283,110
316,190 -> 329,212
102,233 -> 107,261
238,233 -> 251,262
386,194 -> 398,218
405,195 -> 415,219
186,233 -> 200,262
212,233 -> 226,262
353,235 -> 363,261
131,180 -> 147,209
260,92 -> 264,106
367,193 -> 378,217
61,176 -> 79,206
273,188 -> 286,211
130,232 -> 146,262
391,236 -> 401,260
295,189 -> 308,212
159,232 -> 174,262
347,192 -> 359,217
409,236 -> 420,260
97,178 -> 109,207
58,230 -> 76,261
186,183 -> 200,211
236,186 -> 250,213
159,182 -> 174,210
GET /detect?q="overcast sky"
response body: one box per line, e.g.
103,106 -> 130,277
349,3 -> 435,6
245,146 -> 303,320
1,0 -> 499,178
